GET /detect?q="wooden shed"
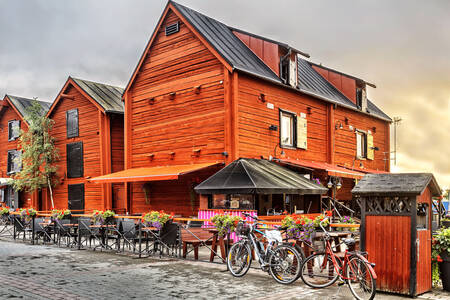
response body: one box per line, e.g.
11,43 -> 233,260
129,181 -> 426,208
46,77 -> 124,213
0,95 -> 51,210
352,173 -> 441,296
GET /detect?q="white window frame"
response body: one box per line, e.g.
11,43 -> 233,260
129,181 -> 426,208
356,130 -> 367,159
280,110 -> 295,147
8,120 -> 20,141
7,150 -> 22,174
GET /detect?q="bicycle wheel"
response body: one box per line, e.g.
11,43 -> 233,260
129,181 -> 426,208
268,244 -> 302,284
346,256 -> 376,300
227,241 -> 252,277
300,252 -> 339,288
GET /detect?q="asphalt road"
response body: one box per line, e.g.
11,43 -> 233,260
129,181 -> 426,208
0,240 -> 448,300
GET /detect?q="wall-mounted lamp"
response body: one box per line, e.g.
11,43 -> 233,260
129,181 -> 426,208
344,117 -> 349,125
269,124 -> 278,131
169,92 -> 176,100
192,149 -> 201,156
258,93 -> 266,103
370,146 -> 379,151
372,126 -> 376,133
222,151 -> 229,157
194,85 -> 202,94
335,121 -> 343,130
307,107 -> 312,115
148,97 -> 155,105
147,153 -> 155,160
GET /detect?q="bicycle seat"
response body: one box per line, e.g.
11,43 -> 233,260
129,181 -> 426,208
343,238 -> 355,246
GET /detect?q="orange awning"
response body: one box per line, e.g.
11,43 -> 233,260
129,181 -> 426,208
276,158 -> 366,179
89,162 -> 222,183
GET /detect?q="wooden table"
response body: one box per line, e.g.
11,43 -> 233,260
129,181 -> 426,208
208,229 -> 230,263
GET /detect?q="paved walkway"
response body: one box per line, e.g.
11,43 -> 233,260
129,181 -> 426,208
0,240 -> 448,299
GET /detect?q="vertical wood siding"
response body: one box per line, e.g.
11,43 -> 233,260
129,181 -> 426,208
110,115 -> 125,213
126,10 -> 225,215
366,215 -> 411,294
416,187 -> 432,294
49,85 -> 102,211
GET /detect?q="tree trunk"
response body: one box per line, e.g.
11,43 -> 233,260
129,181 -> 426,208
47,178 -> 54,208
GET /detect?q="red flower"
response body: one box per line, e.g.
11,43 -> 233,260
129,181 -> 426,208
325,210 -> 333,217
283,210 -> 288,215
437,255 -> 443,263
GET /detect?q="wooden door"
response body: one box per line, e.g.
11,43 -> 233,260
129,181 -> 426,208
416,229 -> 432,294
68,184 -> 85,213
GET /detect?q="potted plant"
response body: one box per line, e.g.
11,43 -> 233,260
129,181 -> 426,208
57,209 -> 72,220
210,213 -> 242,236
19,208 -> 37,222
0,206 -> 10,217
336,216 -> 358,232
442,216 -> 450,229
432,227 -> 450,291
313,213 -> 330,229
142,210 -> 174,230
281,215 -> 315,242
92,210 -> 116,225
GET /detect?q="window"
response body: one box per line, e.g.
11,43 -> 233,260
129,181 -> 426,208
280,110 -> 295,147
7,150 -> 21,174
356,88 -> 363,108
8,120 -> 20,141
66,109 -> 79,138
66,142 -> 83,178
356,131 -> 367,159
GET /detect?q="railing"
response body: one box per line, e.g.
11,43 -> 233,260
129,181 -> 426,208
0,211 -> 360,263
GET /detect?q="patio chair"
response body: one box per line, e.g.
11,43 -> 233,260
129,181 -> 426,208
55,219 -> 77,247
78,218 -> 103,250
158,222 -> 180,256
119,220 -> 140,252
13,216 -> 31,241
33,218 -> 53,244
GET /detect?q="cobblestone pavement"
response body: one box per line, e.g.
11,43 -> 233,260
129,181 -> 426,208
0,240 -> 449,300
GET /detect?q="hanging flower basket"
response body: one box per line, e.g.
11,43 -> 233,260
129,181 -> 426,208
19,208 -> 37,222
281,215 -> 315,242
0,207 -> 10,217
141,210 -> 174,230
92,210 -> 116,225
211,213 -> 242,236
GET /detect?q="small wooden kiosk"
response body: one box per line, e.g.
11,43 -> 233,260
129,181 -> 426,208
352,173 -> 441,296
195,158 -> 328,220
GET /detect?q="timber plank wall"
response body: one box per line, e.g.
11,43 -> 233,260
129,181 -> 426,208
49,84 -> 103,211
0,101 -> 33,208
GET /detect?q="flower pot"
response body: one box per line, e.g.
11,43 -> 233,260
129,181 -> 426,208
442,220 -> 450,229
440,251 -> 450,292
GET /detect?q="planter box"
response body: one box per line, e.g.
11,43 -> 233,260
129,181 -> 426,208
440,251 -> 450,292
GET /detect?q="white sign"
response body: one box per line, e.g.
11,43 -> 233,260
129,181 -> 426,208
266,102 -> 274,109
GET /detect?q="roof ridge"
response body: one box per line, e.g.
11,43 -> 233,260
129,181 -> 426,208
70,76 -> 124,91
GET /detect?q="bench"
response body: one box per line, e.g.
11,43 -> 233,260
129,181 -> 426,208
180,227 -> 214,260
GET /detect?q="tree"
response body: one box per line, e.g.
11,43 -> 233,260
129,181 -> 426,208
12,99 -> 59,208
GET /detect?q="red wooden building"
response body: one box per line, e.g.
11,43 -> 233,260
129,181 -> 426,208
0,95 -> 51,210
92,1 -> 391,217
45,77 -> 125,213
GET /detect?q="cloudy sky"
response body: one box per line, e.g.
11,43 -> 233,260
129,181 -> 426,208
1,0 -> 449,189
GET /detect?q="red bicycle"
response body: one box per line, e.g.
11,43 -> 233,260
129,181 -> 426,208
299,217 -> 377,300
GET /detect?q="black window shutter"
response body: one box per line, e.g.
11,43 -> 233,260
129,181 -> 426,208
66,109 -> 79,138
68,184 -> 85,212
67,142 -> 83,178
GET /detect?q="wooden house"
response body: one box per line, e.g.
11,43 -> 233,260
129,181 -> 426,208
45,77 -> 124,213
0,95 -> 51,210
92,1 -> 391,217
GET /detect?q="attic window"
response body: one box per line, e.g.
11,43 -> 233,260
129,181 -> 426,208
356,88 -> 363,108
165,22 -> 180,36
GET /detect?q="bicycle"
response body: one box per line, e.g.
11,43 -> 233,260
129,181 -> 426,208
227,212 -> 303,284
299,217 -> 377,300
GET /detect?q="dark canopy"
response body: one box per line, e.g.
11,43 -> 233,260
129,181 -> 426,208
194,158 -> 328,195
352,173 -> 441,196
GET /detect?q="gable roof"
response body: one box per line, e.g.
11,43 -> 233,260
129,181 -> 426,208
352,173 -> 441,196
171,2 -> 281,83
4,95 -> 51,122
127,1 -> 390,122
71,77 -> 124,113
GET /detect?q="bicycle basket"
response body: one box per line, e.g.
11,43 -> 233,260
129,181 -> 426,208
313,239 -> 325,252
236,221 -> 250,236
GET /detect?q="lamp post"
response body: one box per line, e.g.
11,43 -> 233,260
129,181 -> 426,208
327,176 -> 342,220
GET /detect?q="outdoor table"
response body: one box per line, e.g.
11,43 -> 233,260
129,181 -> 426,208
208,229 -> 231,263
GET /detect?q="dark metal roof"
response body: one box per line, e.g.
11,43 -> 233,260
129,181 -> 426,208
367,99 -> 392,121
6,95 -> 51,120
71,77 -> 124,113
171,1 -> 390,122
352,173 -> 441,196
171,1 -> 281,83
297,58 -> 355,108
194,158 -> 328,195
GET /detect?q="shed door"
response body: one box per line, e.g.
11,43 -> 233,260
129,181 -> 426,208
365,215 -> 411,294
68,184 -> 84,213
